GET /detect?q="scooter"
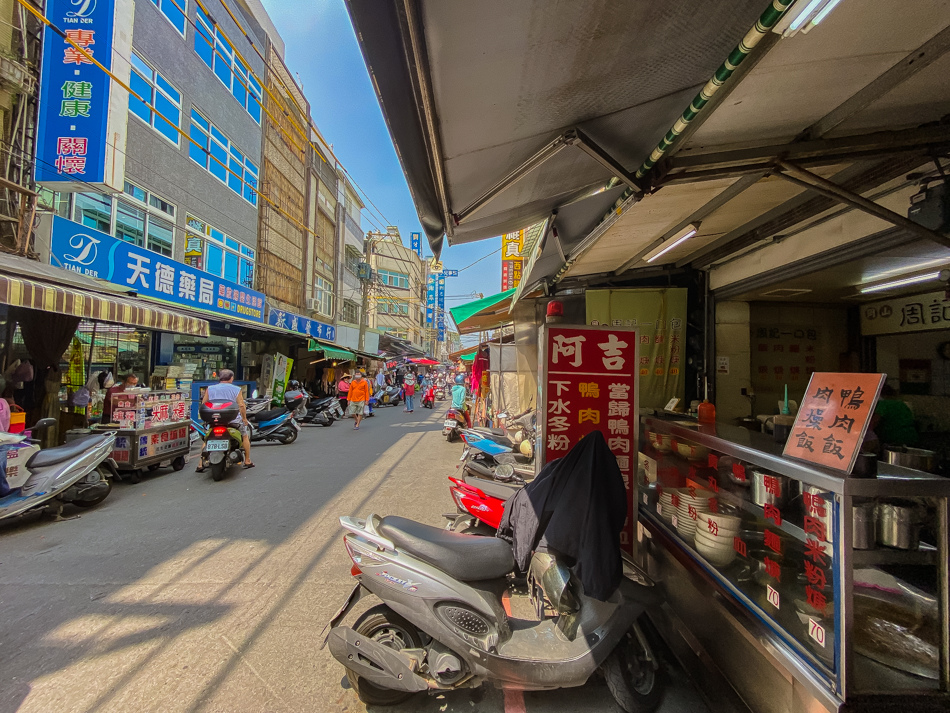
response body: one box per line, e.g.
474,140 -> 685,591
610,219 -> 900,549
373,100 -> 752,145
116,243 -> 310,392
442,406 -> 466,442
322,514 -> 664,711
444,475 -> 514,534
376,384 -> 402,407
435,386 -> 445,401
1,419 -> 117,521
199,400 -> 246,482
247,390 -> 306,444
299,394 -> 343,426
422,386 -> 435,409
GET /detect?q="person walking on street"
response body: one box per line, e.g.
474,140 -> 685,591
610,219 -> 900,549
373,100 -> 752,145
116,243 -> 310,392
403,376 -> 415,413
337,374 -> 351,414
348,371 -> 371,430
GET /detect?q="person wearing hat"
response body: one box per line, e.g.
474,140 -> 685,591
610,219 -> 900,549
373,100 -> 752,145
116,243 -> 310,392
336,373 -> 351,414
347,370 -> 371,430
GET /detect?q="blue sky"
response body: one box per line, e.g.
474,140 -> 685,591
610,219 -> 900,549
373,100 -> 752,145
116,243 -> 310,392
261,0 -> 503,329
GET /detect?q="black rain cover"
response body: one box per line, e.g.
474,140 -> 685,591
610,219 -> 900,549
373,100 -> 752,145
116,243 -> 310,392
497,430 -> 628,601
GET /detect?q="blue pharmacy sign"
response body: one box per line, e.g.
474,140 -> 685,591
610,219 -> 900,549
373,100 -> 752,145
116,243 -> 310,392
410,232 -> 422,258
49,216 -> 266,322
35,0 -> 117,187
267,308 -> 336,342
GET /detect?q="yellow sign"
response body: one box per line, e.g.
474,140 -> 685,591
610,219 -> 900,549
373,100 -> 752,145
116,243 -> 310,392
429,258 -> 443,273
501,230 -> 524,291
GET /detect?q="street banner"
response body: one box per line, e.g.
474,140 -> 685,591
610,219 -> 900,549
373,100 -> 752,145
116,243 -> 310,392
784,372 -> 885,473
49,215 -> 265,323
425,273 -> 437,325
540,324 -> 638,554
35,0 -> 132,189
586,288 -> 686,410
437,274 -> 446,341
267,307 -> 336,341
501,230 -> 524,291
272,353 -> 291,406
410,232 -> 422,257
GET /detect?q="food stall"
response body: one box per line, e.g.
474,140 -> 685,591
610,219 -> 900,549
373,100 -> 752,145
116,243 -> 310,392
637,413 -> 950,712
94,389 -> 190,481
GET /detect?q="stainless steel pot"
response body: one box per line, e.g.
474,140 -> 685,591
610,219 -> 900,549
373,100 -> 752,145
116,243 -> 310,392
884,447 -> 936,473
852,502 -> 876,550
751,468 -> 787,507
876,501 -> 924,550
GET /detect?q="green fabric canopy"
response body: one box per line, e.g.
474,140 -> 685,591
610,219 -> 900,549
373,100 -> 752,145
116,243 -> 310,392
309,343 -> 355,361
449,289 -> 516,334
459,352 -> 477,362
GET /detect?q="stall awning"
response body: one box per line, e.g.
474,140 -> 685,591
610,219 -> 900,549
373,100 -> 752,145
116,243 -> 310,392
0,272 -> 210,337
449,289 -> 516,335
316,345 -> 356,362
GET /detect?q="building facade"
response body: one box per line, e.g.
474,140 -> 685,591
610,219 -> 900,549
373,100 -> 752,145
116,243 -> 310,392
367,227 -> 426,347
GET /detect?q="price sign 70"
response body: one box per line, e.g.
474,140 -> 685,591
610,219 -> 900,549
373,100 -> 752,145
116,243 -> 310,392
808,618 -> 826,647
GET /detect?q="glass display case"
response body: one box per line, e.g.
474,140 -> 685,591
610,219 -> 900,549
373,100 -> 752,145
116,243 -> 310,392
638,415 -> 949,711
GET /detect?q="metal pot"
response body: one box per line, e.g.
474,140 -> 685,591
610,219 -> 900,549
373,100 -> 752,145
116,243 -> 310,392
852,502 -> 876,550
876,501 -> 925,550
751,468 -> 787,507
884,447 -> 936,473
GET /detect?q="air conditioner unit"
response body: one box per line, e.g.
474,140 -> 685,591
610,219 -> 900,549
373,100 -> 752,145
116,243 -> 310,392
306,298 -> 320,311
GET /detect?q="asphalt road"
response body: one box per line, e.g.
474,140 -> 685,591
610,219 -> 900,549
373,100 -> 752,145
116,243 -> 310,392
0,403 -> 707,713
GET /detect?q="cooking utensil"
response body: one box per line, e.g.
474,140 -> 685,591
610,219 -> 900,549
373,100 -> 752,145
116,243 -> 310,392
852,502 -> 876,550
884,447 -> 936,473
876,501 -> 925,550
751,469 -> 787,507
852,452 -> 878,478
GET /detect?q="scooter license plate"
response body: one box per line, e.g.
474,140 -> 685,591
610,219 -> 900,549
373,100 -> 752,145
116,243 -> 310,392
206,440 -> 229,451
444,419 -> 457,428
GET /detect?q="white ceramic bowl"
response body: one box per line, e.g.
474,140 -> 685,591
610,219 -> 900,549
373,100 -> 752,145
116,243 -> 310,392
697,510 -> 742,530
695,537 -> 736,566
694,527 -> 733,547
676,441 -> 710,462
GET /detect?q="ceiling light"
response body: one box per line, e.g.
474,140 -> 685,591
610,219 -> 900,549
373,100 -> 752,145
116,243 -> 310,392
859,270 -> 948,294
773,0 -> 845,37
862,258 -> 950,283
646,223 -> 700,264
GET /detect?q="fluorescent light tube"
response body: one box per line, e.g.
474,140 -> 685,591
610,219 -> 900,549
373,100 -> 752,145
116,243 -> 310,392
774,0 -> 845,37
646,225 -> 699,264
860,272 -> 942,294
789,0 -> 823,31
811,0 -> 844,26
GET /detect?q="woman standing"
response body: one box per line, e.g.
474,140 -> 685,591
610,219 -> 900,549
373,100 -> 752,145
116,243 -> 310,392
403,376 -> 416,413
337,374 -> 351,414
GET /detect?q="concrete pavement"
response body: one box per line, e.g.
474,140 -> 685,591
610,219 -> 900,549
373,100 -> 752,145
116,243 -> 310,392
0,402 -> 706,713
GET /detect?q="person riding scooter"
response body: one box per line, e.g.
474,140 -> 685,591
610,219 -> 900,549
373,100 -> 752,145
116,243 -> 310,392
451,374 -> 469,426
196,370 -> 253,471
422,383 -> 435,409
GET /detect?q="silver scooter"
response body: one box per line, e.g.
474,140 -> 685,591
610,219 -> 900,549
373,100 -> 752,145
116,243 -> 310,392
322,514 -> 664,711
0,419 -> 117,522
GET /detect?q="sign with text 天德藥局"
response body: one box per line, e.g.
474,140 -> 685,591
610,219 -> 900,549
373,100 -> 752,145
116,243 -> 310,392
49,216 -> 265,323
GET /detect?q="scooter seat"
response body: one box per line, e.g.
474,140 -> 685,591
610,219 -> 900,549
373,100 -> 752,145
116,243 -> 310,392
26,434 -> 111,469
464,475 -> 520,502
251,407 -> 288,422
311,397 -> 335,408
379,515 -> 514,581
473,427 -> 508,438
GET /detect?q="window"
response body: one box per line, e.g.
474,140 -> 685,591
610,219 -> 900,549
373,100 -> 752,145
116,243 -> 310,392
344,245 -> 361,274
150,0 -> 186,34
342,299 -> 360,325
189,109 -> 258,205
313,276 -> 333,317
377,299 -> 409,315
129,52 -> 181,146
194,5 -> 262,122
70,185 -> 177,257
377,269 -> 409,289
185,214 -> 255,289
37,188 -> 70,218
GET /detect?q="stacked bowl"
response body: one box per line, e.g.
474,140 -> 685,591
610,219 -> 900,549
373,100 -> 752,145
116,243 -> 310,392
694,511 -> 742,567
675,488 -> 717,540
657,489 -> 676,524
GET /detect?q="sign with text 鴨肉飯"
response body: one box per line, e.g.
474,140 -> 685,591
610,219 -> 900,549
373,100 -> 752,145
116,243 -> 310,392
783,372 -> 886,473
35,0 -> 132,190
49,216 -> 265,322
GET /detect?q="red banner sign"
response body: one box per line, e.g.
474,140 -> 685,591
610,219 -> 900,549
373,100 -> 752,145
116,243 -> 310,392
541,325 -> 639,552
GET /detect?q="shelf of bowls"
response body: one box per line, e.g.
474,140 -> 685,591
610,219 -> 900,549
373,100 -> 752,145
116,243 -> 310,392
637,415 -> 950,707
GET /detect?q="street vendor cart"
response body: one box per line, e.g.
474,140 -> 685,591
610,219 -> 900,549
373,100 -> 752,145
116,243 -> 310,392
94,390 -> 191,482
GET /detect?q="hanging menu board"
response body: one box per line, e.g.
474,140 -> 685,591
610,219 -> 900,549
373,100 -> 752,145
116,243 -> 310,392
782,372 -> 886,473
540,324 -> 638,552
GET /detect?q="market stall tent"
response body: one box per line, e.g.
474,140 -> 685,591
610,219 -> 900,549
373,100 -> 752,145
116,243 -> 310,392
449,289 -> 516,335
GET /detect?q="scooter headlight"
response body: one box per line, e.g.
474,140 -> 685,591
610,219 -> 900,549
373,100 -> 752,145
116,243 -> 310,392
494,464 -> 515,480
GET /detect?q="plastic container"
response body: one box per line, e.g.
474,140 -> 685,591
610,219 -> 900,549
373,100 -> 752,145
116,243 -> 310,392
8,411 -> 25,433
697,400 -> 716,423
199,400 -> 239,425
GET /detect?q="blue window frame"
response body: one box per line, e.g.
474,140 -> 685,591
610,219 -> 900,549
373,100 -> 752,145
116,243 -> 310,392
129,52 -> 181,146
194,5 -> 262,123
150,0 -> 186,34
188,108 -> 258,205
186,214 -> 256,289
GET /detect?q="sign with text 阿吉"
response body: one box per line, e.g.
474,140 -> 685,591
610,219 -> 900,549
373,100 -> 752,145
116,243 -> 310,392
267,308 -> 336,342
49,216 -> 265,322
35,0 -> 132,189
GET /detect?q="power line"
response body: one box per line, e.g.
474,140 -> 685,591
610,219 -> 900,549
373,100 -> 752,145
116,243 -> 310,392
458,247 -> 501,272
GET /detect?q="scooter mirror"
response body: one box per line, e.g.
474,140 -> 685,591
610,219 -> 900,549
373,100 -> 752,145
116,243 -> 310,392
32,417 -> 57,431
251,389 -> 259,398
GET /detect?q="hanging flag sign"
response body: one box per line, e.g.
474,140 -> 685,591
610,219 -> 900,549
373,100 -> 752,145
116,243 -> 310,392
540,324 -> 639,553
437,274 -> 446,341
410,232 -> 422,257
501,230 -> 525,291
425,273 -> 437,326
35,0 -> 132,189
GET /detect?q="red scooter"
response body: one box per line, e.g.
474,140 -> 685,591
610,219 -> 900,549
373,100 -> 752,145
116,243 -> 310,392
444,473 -> 521,534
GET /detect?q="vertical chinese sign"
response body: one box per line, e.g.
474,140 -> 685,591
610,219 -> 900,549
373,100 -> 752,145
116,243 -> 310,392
783,372 -> 885,472
35,0 -> 131,189
541,325 -> 638,553
410,232 -> 422,258
501,230 -> 524,291
437,273 -> 446,342
425,273 -> 437,330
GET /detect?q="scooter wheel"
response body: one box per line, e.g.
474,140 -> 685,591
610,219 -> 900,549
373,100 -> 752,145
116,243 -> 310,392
446,430 -> 459,443
279,429 -> 298,444
72,471 -> 113,508
321,419 -> 333,427
602,624 -> 664,713
346,605 -> 423,706
210,460 -> 227,481
172,456 -> 186,471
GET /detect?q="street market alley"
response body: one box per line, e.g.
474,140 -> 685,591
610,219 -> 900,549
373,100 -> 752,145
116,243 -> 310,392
0,404 -> 704,713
